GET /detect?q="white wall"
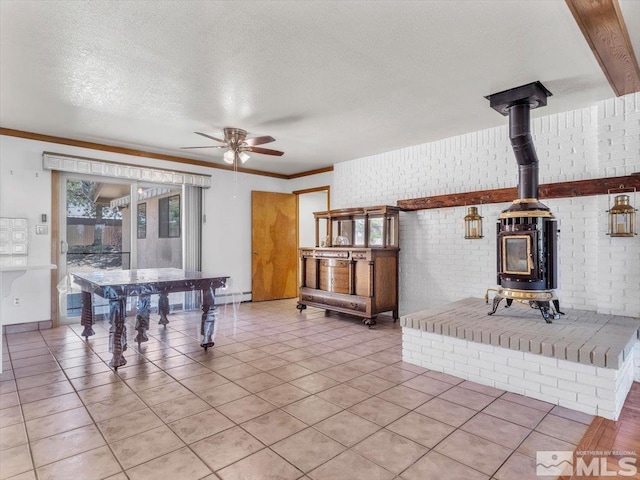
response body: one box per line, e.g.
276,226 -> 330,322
290,172 -> 333,249
204,171 -> 333,296
0,136 -> 54,325
200,169 -> 291,297
299,191 -> 328,248
332,93 -> 640,318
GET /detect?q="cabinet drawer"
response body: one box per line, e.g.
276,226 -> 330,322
320,259 -> 350,269
300,291 -> 367,313
319,259 -> 350,294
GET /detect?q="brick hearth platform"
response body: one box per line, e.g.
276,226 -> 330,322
401,298 -> 640,420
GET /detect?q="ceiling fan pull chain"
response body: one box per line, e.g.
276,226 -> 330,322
233,158 -> 238,199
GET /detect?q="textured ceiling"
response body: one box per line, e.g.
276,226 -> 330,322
1,1 -> 638,176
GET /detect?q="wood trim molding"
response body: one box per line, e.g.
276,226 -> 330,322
292,185 -> 331,212
292,185 -> 330,195
287,166 -> 334,179
397,174 -> 640,211
566,0 -> 640,96
1,127 -> 332,180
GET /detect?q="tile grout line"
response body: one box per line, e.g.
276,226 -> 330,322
3,300 -> 599,480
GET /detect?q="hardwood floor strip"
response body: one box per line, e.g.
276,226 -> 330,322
563,382 -> 640,480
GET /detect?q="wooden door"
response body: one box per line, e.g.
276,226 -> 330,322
251,191 -> 298,301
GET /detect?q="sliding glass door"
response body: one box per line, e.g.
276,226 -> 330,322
58,174 -> 185,324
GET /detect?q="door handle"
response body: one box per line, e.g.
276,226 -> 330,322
61,240 -> 68,254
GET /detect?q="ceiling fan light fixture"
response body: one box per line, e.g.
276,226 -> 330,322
223,150 -> 235,164
183,128 -> 283,168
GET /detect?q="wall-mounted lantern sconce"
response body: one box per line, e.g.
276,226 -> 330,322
464,206 -> 483,239
607,188 -> 637,237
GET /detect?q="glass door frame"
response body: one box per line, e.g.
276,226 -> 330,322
58,173 -> 139,324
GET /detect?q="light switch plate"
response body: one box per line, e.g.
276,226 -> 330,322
36,225 -> 48,235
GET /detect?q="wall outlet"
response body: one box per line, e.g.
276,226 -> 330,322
13,297 -> 20,305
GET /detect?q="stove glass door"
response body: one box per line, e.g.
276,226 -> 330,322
502,235 -> 532,275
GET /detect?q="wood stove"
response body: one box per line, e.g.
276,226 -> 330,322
486,81 -> 563,323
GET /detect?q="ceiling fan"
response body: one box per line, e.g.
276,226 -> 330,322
181,128 -> 284,165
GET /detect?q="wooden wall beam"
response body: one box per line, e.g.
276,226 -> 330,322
397,174 -> 640,211
566,0 -> 640,96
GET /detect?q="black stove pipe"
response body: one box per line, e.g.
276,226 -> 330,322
508,102 -> 539,199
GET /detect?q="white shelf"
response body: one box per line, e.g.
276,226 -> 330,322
1,257 -> 56,298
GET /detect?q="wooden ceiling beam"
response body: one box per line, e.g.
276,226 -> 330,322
566,0 -> 640,96
397,174 -> 640,211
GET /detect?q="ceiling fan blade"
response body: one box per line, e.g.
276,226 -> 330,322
180,145 -> 226,150
246,146 -> 284,156
194,131 -> 226,143
244,135 -> 275,146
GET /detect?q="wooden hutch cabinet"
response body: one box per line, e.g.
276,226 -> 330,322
297,206 -> 400,326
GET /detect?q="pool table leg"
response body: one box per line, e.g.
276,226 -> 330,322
134,294 -> 150,347
80,291 -> 95,340
108,298 -> 128,370
158,292 -> 170,326
201,287 -> 216,350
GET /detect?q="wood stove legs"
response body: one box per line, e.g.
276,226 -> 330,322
536,302 -> 556,324
536,299 -> 565,324
488,295 -> 564,323
552,299 -> 564,315
488,296 -> 505,316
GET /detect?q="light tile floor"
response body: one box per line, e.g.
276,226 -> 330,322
0,299 -> 593,480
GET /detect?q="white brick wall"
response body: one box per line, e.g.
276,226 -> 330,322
332,93 -> 640,317
402,326 -> 640,420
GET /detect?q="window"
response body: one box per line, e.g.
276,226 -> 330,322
159,195 -> 180,238
368,217 -> 384,246
137,203 -> 146,239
